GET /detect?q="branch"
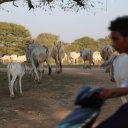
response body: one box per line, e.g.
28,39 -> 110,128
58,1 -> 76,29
13,0 -> 18,7
0,0 -> 18,7
46,0 -> 53,4
73,0 -> 84,6
0,0 -> 13,4
27,0 -> 34,10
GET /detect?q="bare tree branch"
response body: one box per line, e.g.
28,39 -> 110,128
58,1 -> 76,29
26,0 -> 34,10
0,0 -> 13,4
0,0 -> 100,11
73,0 -> 84,6
13,0 -> 18,7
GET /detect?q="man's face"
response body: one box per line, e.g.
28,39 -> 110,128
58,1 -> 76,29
110,31 -> 128,53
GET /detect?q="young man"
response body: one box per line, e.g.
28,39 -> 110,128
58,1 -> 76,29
100,15 -> 128,99
96,15 -> 128,128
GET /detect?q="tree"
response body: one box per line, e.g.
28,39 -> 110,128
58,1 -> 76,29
0,22 -> 31,55
0,0 -> 102,11
64,35 -> 111,52
35,33 -> 59,48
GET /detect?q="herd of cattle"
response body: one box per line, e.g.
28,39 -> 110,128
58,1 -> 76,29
0,42 -> 127,99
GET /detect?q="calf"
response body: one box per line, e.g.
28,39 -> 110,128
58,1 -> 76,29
7,62 -> 32,98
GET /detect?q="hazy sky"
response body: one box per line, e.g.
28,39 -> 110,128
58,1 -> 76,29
0,0 -> 128,43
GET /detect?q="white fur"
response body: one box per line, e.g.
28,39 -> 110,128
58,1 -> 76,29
27,44 -> 52,82
7,63 -> 25,98
100,45 -> 114,61
80,50 -> 94,68
68,51 -> 80,64
92,51 -> 102,64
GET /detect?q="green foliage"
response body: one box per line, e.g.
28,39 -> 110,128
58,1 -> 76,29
64,36 -> 112,53
35,34 -> 112,54
97,36 -> 111,49
35,33 -> 59,48
0,22 -> 32,55
34,33 -> 68,51
0,22 -> 111,57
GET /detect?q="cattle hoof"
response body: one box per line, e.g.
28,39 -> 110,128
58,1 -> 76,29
110,78 -> 115,82
56,71 -> 60,74
10,96 -> 15,100
37,81 -> 41,84
20,93 -> 23,96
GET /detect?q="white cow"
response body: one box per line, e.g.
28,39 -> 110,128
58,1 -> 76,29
100,45 -> 114,73
17,55 -> 27,62
68,51 -> 80,64
25,42 -> 40,62
7,62 -> 32,98
62,53 -> 68,64
80,50 -> 94,68
100,45 -> 114,61
26,43 -> 52,82
51,43 -> 65,73
92,51 -> 102,65
10,54 -> 18,62
0,55 -> 11,64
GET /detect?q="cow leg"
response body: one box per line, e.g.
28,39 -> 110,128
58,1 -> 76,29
45,60 -> 52,81
10,76 -> 17,98
89,60 -> 92,69
30,57 -> 40,82
58,55 -> 63,73
8,71 -> 11,86
54,58 -> 60,73
14,78 -> 18,93
8,71 -> 11,93
19,76 -> 23,96
45,59 -> 52,75
83,61 -> 86,68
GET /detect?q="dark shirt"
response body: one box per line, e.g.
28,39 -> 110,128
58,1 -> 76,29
96,103 -> 128,128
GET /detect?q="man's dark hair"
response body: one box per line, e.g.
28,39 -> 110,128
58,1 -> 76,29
109,16 -> 128,37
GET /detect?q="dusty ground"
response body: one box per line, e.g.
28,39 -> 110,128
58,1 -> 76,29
0,66 -> 123,128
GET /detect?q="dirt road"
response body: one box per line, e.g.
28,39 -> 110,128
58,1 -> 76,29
0,67 -> 123,128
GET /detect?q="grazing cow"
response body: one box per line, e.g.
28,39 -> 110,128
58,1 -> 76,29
68,51 -> 80,64
51,43 -> 65,73
26,43 -> 52,82
0,55 -> 11,64
80,50 -> 94,68
7,62 -> 32,98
